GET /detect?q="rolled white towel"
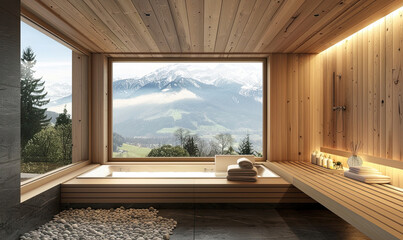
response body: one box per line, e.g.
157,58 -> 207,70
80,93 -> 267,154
227,175 -> 257,182
344,171 -> 391,184
227,164 -> 257,176
237,157 -> 253,169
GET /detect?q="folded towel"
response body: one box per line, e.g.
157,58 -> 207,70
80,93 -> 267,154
349,169 -> 381,175
349,166 -> 381,174
344,171 -> 391,184
227,164 -> 257,176
237,157 -> 253,169
227,175 -> 257,182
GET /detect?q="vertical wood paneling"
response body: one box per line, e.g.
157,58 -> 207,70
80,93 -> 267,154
269,55 -> 288,161
368,27 -> 374,156
91,54 -> 108,164
269,54 -> 322,162
373,23 -> 380,157
322,10 -> 403,165
72,52 -> 89,162
392,10 -> 401,161
380,18 -> 387,159
363,29 -> 369,154
386,15 -> 394,159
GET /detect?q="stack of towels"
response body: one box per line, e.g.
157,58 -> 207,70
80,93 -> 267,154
226,158 -> 257,182
344,166 -> 391,184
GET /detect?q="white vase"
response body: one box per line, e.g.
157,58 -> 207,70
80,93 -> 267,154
347,155 -> 363,167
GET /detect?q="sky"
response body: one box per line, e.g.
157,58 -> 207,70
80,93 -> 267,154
21,21 -> 72,104
112,62 -> 263,83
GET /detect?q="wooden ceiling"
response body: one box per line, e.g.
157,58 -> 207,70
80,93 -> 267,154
21,0 -> 403,54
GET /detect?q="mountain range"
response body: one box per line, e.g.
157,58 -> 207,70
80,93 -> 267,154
111,63 -> 263,147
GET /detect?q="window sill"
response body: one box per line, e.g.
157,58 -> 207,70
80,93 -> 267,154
21,160 -> 99,203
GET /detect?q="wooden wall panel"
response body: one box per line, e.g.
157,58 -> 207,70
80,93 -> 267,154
322,9 -> 403,165
91,54 -> 108,164
269,54 -> 323,162
72,52 -> 89,162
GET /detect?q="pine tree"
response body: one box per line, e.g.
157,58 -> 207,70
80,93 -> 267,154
183,136 -> 199,156
55,106 -> 72,127
21,47 -> 50,148
55,107 -> 72,163
237,134 -> 253,155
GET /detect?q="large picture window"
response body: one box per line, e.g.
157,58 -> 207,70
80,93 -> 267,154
110,60 -> 265,160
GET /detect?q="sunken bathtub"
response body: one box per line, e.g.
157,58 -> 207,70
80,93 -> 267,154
61,164 -> 313,204
77,164 -> 279,179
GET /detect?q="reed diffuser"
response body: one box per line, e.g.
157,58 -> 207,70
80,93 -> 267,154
347,141 -> 363,167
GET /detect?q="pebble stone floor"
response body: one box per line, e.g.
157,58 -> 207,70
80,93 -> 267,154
22,205 -> 370,240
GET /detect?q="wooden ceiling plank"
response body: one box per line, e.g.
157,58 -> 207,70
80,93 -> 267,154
41,0 -> 110,52
263,0 -> 326,52
233,0 -> 271,52
67,0 -> 129,52
168,0 -> 192,52
243,0 -> 284,52
149,0 -> 181,52
293,0 -> 377,53
21,8 -> 92,54
82,0 -> 140,52
273,0 -> 345,53
307,0 -> 403,53
22,0 -> 100,52
224,0 -> 257,52
214,0 -> 241,52
186,0 -> 204,52
283,0 -> 361,53
98,0 -> 155,52
253,0 -> 305,52
131,0 -> 171,52
115,0 -> 160,52
203,0 -> 222,52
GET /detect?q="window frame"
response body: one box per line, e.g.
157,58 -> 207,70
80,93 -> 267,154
108,58 -> 267,162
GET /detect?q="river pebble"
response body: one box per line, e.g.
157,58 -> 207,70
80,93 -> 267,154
20,207 -> 176,240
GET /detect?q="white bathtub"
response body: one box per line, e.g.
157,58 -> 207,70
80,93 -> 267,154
77,164 -> 279,179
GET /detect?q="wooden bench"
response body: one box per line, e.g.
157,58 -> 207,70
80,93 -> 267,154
266,161 -> 403,240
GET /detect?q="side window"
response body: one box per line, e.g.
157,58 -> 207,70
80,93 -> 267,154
20,21 -> 72,182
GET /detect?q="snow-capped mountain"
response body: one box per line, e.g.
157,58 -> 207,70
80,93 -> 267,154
111,63 -> 263,147
113,63 -> 263,100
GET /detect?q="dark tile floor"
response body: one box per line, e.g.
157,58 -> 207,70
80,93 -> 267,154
157,207 -> 370,240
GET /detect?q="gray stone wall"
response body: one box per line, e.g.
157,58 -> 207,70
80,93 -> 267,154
0,1 -> 61,239
0,0 -> 22,238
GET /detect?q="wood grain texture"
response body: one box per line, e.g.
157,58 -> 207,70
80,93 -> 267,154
72,52 -> 90,163
269,54 -> 323,162
267,161 -> 403,240
61,176 -> 315,203
91,54 -> 108,164
20,0 -> 403,53
321,9 -> 403,166
321,147 -> 403,187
